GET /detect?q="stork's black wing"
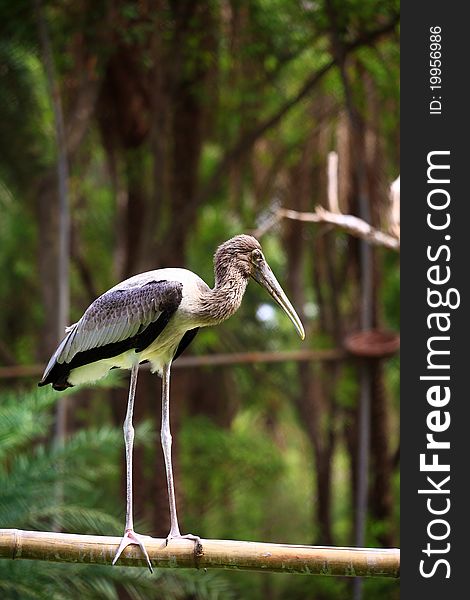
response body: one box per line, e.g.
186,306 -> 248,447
39,280 -> 183,389
173,328 -> 200,361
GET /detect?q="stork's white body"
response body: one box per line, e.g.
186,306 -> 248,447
45,268 -> 213,389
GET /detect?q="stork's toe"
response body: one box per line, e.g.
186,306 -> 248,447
112,529 -> 153,572
165,531 -> 203,555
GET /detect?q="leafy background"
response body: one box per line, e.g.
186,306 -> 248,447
0,0 -> 399,598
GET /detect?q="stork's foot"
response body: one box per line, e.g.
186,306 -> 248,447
112,529 -> 153,573
166,531 -> 203,555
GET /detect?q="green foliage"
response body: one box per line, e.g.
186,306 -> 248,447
0,560 -> 238,600
181,412 -> 284,540
0,387 -> 236,599
0,387 -> 55,460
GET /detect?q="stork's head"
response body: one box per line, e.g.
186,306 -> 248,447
215,235 -> 305,339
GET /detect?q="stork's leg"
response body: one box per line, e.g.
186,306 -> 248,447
112,363 -> 153,572
161,363 -> 201,549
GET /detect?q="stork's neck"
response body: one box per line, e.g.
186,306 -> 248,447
199,260 -> 249,325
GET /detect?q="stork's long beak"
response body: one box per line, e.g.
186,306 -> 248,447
252,260 -> 305,340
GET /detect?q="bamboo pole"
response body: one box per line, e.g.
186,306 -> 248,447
0,530 -> 399,578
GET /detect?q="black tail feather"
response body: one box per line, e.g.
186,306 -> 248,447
38,361 -> 72,391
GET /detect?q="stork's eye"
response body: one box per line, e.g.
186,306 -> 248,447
251,249 -> 263,263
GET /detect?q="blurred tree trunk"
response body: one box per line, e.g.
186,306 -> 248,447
283,98 -> 341,546
370,360 -> 394,545
95,0 -> 219,537
152,0 -> 218,535
363,70 -> 395,547
35,0 -> 105,377
36,172 -> 60,362
90,1 -> 153,535
163,0 -> 217,265
332,50 -> 395,553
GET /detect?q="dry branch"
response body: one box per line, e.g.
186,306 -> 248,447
254,207 -> 400,251
0,530 -> 399,578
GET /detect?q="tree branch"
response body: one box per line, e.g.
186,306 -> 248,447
254,207 -> 400,251
0,529 -> 400,577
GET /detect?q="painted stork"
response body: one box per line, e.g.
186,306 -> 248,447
39,234 -> 305,571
